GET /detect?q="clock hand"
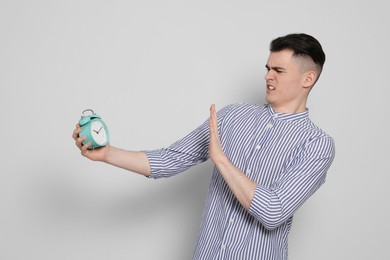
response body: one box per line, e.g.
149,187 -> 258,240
97,127 -> 103,134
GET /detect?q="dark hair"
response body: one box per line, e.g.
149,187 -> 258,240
270,33 -> 326,73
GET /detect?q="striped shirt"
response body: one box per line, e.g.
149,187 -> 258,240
145,103 -> 335,260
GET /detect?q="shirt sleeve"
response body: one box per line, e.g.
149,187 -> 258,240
248,135 -> 336,230
145,104 -> 236,179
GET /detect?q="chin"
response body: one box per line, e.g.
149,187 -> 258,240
265,95 -> 273,104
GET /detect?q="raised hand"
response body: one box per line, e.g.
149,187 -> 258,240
209,104 -> 227,164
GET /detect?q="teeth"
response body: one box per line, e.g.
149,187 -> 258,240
268,85 -> 275,90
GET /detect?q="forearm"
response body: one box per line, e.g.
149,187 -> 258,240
215,155 -> 284,229
216,156 -> 284,229
103,146 -> 151,177
209,104 -> 256,209
214,155 -> 256,209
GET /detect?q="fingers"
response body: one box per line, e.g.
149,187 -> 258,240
209,104 -> 218,135
72,124 -> 81,140
209,104 -> 215,124
75,135 -> 86,149
80,141 -> 92,154
73,124 -> 83,147
72,123 -> 95,158
209,104 -> 221,155
209,104 -> 225,164
73,124 -> 90,153
210,104 -> 216,117
77,136 -> 92,157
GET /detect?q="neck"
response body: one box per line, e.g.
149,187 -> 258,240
271,90 -> 310,113
270,100 -> 308,114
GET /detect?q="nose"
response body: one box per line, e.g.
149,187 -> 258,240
264,69 -> 274,81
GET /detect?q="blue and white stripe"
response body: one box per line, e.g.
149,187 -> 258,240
146,103 -> 335,260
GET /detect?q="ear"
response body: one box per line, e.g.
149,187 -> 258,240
302,71 -> 317,89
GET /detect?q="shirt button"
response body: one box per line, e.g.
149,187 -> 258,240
221,244 -> 226,251
256,145 -> 261,149
247,169 -> 251,174
229,218 -> 234,224
267,123 -> 273,128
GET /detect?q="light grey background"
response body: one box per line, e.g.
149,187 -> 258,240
1,0 -> 389,259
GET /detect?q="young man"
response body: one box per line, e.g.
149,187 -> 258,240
73,33 -> 335,260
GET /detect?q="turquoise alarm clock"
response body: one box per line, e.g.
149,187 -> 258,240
79,109 -> 110,150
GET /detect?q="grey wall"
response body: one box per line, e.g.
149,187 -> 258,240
1,0 -> 389,259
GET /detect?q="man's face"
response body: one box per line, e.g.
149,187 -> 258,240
264,49 -> 308,113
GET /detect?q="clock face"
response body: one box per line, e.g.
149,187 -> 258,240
90,120 -> 108,145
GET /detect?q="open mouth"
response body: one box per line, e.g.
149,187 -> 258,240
267,85 -> 275,90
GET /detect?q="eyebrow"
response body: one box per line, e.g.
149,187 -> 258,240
265,64 -> 286,72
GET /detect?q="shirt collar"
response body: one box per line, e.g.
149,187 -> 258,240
266,104 -> 309,121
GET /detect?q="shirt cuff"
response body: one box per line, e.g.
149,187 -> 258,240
248,185 -> 283,230
144,149 -> 163,179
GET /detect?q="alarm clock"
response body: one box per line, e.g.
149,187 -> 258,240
78,109 -> 110,150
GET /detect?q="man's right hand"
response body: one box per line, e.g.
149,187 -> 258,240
72,124 -> 151,176
72,124 -> 110,162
